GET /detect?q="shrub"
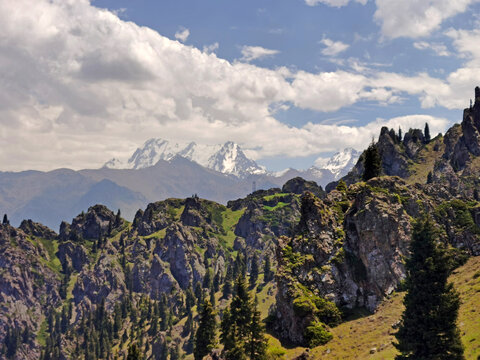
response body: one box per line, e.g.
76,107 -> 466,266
292,296 -> 316,317
304,320 -> 333,347
313,297 -> 342,326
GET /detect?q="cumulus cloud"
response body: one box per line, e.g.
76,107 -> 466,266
413,41 -> 451,56
320,38 -> 349,56
374,0 -> 477,39
240,46 -> 280,62
175,27 -> 190,42
0,0 -> 469,171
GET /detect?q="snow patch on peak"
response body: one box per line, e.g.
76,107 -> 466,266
314,148 -> 360,179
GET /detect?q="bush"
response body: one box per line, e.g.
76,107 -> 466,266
292,296 -> 316,317
304,321 -> 333,347
313,297 -> 342,326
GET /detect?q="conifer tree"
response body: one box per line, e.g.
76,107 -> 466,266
194,299 -> 217,360
362,142 -> 382,181
424,122 -> 431,143
394,216 -> 464,360
247,298 -> 268,360
263,256 -> 272,283
249,253 -> 259,289
2,214 -> 9,225
398,127 -> 402,142
427,171 -> 433,184
213,271 -> 221,292
127,343 -> 141,360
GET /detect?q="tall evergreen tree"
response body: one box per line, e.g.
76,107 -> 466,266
394,216 -> 464,360
424,122 -> 431,143
194,299 -> 217,360
249,253 -> 259,289
263,256 -> 272,283
247,298 -> 268,360
2,214 -> 9,226
362,142 -> 382,181
127,343 -> 141,360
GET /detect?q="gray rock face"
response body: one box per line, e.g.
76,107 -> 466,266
19,219 -> 57,240
133,199 -> 184,236
58,241 -> 89,272
154,224 -> 206,289
282,177 -> 325,198
60,204 -> 119,241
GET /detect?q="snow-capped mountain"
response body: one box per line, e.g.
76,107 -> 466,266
103,139 -> 266,178
314,148 -> 360,180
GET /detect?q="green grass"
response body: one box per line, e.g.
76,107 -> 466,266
66,273 -> 78,301
407,135 -> 445,185
38,238 -> 62,274
263,202 -> 289,212
217,207 -> 245,250
144,228 -> 167,240
36,317 -> 48,347
263,193 -> 290,201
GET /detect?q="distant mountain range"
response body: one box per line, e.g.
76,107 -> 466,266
0,140 -> 360,230
104,138 -> 360,181
103,139 -> 266,178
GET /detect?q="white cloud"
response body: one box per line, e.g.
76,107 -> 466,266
240,45 -> 280,62
175,27 -> 190,42
374,0 -> 478,39
320,38 -> 350,56
413,41 -> 451,56
305,0 -> 367,7
0,0 -> 470,171
203,42 -> 219,54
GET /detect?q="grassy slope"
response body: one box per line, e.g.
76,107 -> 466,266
406,135 -> 445,185
271,256 -> 480,359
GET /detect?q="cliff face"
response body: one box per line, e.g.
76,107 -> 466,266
274,176 -> 478,346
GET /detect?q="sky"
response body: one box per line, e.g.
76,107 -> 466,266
1,0 -> 480,171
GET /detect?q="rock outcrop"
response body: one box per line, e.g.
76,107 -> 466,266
274,176 -> 477,346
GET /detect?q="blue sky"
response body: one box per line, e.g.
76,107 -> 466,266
1,0 -> 480,171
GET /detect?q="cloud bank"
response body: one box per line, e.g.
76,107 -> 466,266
0,0 -> 474,171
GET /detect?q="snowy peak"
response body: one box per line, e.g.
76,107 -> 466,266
207,141 -> 266,178
316,148 -> 360,179
103,139 -> 265,178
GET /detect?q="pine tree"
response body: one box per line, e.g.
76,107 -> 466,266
2,214 -> 9,226
263,256 -> 272,283
185,284 -> 196,311
249,253 -> 259,289
194,299 -> 217,360
229,276 -> 252,338
427,171 -> 433,184
115,209 -> 122,227
398,127 -> 402,142
127,343 -> 141,360
394,216 -> 464,360
247,298 -> 268,360
362,142 -> 382,181
170,343 -> 181,360
424,122 -> 431,143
